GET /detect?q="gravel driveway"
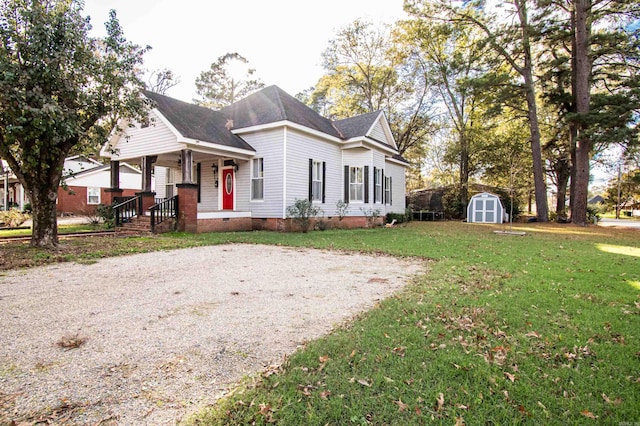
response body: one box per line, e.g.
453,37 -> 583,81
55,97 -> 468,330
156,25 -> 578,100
0,244 -> 423,425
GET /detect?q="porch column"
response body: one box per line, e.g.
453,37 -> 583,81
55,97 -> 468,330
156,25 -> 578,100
104,160 -> 123,205
2,171 -> 8,211
140,156 -> 157,192
177,183 -> 198,233
136,155 -> 157,214
181,149 -> 193,184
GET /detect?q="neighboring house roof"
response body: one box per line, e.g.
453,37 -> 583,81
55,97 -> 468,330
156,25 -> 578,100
142,90 -> 256,152
588,195 -> 605,204
66,162 -> 140,179
63,155 -> 103,175
220,85 -> 344,139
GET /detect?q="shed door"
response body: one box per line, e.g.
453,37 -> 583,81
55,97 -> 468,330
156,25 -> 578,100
474,199 -> 484,222
222,168 -> 234,210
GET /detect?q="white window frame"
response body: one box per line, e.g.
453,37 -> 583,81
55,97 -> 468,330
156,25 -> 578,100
385,176 -> 392,205
165,167 -> 175,198
349,166 -> 364,202
312,160 -> 323,202
87,187 -> 100,205
251,158 -> 264,201
374,168 -> 383,204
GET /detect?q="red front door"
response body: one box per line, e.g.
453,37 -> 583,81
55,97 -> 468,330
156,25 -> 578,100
222,168 -> 234,210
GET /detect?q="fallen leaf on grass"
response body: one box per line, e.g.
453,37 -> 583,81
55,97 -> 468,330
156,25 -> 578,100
525,331 -> 541,338
320,390 -> 331,400
455,416 -> 465,426
394,399 -> 409,412
258,403 -> 271,415
392,346 -> 406,357
581,410 -> 598,419
319,355 -> 330,363
601,393 -> 622,405
504,372 -> 516,382
435,392 -> 444,412
357,379 -> 371,387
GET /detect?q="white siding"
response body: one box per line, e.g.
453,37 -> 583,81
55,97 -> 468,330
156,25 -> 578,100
285,128 -> 343,219
342,148 -> 373,216
67,168 -> 142,191
234,159 -> 251,211
385,161 -> 406,214
110,111 -> 185,160
372,151 -> 386,208
154,166 -> 167,198
368,119 -> 387,143
240,129 -> 285,218
198,161 -> 219,211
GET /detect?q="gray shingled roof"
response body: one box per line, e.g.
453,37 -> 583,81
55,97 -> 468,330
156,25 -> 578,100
142,90 -> 255,152
220,85 -> 344,139
333,110 -> 381,139
144,86 -> 403,158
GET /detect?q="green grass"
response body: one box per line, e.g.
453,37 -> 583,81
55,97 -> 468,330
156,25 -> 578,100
175,222 -> 640,425
0,223 -> 107,237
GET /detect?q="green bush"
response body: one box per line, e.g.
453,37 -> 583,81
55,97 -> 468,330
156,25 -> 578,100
96,203 -> 115,229
286,199 -> 321,233
385,212 -> 411,224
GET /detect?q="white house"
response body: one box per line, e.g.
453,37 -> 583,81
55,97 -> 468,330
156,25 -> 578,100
100,86 -> 408,232
1,156 -> 143,215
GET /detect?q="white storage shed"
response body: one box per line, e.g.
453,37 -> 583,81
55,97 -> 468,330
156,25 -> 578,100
467,192 -> 505,224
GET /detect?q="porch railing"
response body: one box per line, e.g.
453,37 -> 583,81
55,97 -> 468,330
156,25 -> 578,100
113,195 -> 142,227
149,196 -> 178,232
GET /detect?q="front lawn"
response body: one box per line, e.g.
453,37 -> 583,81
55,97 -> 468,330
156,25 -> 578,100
1,221 -> 638,424
181,222 -> 639,425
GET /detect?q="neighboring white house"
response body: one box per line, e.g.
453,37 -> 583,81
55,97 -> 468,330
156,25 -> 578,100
467,192 -> 505,224
101,85 -> 409,232
1,155 -> 143,215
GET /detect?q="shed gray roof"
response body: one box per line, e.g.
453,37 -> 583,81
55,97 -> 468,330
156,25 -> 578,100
220,85 -> 344,139
142,90 -> 255,152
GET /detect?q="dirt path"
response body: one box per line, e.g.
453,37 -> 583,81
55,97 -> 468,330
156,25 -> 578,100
0,244 -> 423,425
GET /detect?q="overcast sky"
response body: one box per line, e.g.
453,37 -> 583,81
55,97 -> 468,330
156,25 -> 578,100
83,0 -> 407,103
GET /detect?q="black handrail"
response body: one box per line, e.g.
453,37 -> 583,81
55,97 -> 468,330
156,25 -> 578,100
113,195 -> 142,227
149,195 -> 178,232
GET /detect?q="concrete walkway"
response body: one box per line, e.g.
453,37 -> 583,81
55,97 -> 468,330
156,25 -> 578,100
598,218 -> 640,230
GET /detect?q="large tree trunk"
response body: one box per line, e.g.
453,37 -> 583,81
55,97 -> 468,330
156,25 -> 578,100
516,0 -> 549,222
459,135 -> 470,218
29,184 -> 59,247
555,162 -> 571,219
21,154 -> 66,248
571,0 -> 592,226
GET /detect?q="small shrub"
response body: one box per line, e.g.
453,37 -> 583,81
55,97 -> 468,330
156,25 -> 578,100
336,200 -> 349,221
587,205 -> 600,223
22,203 -> 32,213
0,208 -> 30,228
286,199 -> 321,233
360,207 -> 381,228
96,203 -> 115,229
385,212 -> 408,224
